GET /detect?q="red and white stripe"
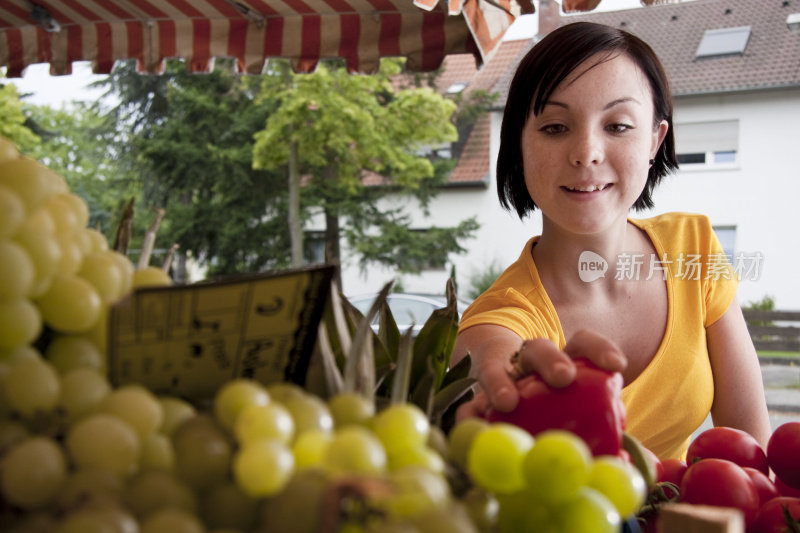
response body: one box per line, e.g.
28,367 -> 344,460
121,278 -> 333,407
0,0 -> 516,77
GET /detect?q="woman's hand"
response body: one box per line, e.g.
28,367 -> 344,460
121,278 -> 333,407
455,328 -> 627,421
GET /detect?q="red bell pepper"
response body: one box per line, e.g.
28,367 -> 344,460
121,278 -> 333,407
484,358 -> 625,457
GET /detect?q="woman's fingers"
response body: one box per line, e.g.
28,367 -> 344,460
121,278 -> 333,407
516,337 -> 576,388
475,355 -> 521,412
563,329 -> 627,372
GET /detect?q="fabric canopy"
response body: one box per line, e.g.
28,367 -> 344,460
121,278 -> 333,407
0,0 -> 534,78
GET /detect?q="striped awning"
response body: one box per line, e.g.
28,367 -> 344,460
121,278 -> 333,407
0,0 -> 531,78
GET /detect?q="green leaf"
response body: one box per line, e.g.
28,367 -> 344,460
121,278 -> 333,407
410,278 -> 459,390
431,376 -> 477,424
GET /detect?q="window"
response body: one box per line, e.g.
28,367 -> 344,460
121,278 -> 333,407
304,233 -> 326,264
696,26 -> 751,58
674,120 -> 739,169
713,226 -> 737,261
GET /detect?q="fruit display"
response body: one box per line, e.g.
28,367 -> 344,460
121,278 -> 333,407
2,132 -> 800,533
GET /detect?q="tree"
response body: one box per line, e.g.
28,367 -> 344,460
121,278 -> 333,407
252,59 -> 477,290
0,83 -> 40,151
24,102 -> 134,237
97,59 -> 290,278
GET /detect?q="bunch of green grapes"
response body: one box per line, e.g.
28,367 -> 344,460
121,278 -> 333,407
450,419 -> 648,533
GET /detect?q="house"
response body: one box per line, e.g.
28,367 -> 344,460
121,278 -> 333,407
341,0 -> 800,311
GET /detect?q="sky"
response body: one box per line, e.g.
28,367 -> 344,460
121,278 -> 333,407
6,0 -> 649,108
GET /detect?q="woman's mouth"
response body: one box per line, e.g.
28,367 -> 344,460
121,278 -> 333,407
563,184 -> 611,192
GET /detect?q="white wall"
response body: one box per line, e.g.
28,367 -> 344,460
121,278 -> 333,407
648,88 -> 800,309
339,87 -> 800,310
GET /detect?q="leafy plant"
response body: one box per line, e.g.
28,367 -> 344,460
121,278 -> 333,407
467,260 -> 505,300
309,278 -> 475,431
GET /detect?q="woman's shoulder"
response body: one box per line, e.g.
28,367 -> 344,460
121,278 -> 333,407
630,211 -> 712,232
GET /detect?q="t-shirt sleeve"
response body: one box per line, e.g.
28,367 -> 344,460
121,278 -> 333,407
458,288 -> 562,344
701,218 -> 739,327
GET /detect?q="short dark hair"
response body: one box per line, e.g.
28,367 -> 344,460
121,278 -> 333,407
497,22 -> 678,219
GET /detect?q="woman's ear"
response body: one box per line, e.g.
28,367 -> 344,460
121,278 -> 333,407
651,119 -> 669,159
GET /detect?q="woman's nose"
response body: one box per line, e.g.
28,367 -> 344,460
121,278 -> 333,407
570,130 -> 604,166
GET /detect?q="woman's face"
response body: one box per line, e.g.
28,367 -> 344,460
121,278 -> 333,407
521,52 -> 668,236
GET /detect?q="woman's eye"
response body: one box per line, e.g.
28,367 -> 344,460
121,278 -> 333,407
608,123 -> 634,133
540,124 -> 567,135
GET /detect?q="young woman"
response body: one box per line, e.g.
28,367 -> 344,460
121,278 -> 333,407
452,22 -> 770,460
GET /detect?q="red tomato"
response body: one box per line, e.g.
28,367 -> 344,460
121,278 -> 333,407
748,496 -> 800,533
680,458 -> 760,526
743,467 -> 780,506
767,422 -> 800,490
687,426 -> 769,475
659,458 -> 687,499
776,477 -> 800,498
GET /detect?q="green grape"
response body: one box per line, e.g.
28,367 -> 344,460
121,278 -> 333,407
411,502 -> 481,533
447,417 -> 489,469
213,378 -> 271,431
45,334 -> 105,374
0,238 -> 34,299
461,487 -> 499,532
4,355 -> 60,417
55,467 -> 125,512
426,424 -> 449,459
201,481 -> 259,531
0,418 -> 29,456
372,403 -> 430,454
264,382 -> 305,403
66,413 -> 141,478
107,250 -> 135,297
13,222 -> 61,298
56,501 -> 139,533
587,455 -> 647,518
71,224 -> 92,256
62,193 -> 90,231
496,490 -> 558,533
467,422 -> 533,494
0,135 -> 19,161
387,444 -> 445,474
323,425 -> 387,477
83,227 -> 109,253
0,436 -> 67,509
554,486 -> 621,533
99,384 -> 164,438
280,390 -> 334,438
328,391 -> 375,428
521,429 -> 592,504
59,367 -> 112,423
0,343 -> 40,363
6,511 -> 59,532
37,274 -> 102,333
0,297 -> 42,350
382,465 -> 452,520
0,184 -> 26,238
234,401 -> 295,446
140,433 -> 176,471
123,469 -> 197,520
43,193 -> 81,237
233,439 -> 294,498
158,396 -> 197,436
0,157 -> 55,210
172,414 -> 233,490
140,507 -> 205,533
78,250 -> 125,303
55,234 -> 85,276
292,428 -> 332,470
133,266 -> 172,289
259,469 -> 329,533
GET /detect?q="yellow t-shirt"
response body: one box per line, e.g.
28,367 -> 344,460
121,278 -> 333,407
458,212 -> 738,459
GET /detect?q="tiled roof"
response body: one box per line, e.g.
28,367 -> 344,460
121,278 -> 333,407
498,0 -> 800,100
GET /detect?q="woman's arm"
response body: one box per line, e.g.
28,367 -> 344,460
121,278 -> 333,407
706,298 -> 772,447
453,325 -> 626,416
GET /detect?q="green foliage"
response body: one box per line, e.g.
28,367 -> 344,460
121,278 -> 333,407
24,103 -> 135,239
744,294 -> 775,311
467,260 -> 505,300
0,83 -> 40,151
253,59 -> 477,283
97,59 -> 291,276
